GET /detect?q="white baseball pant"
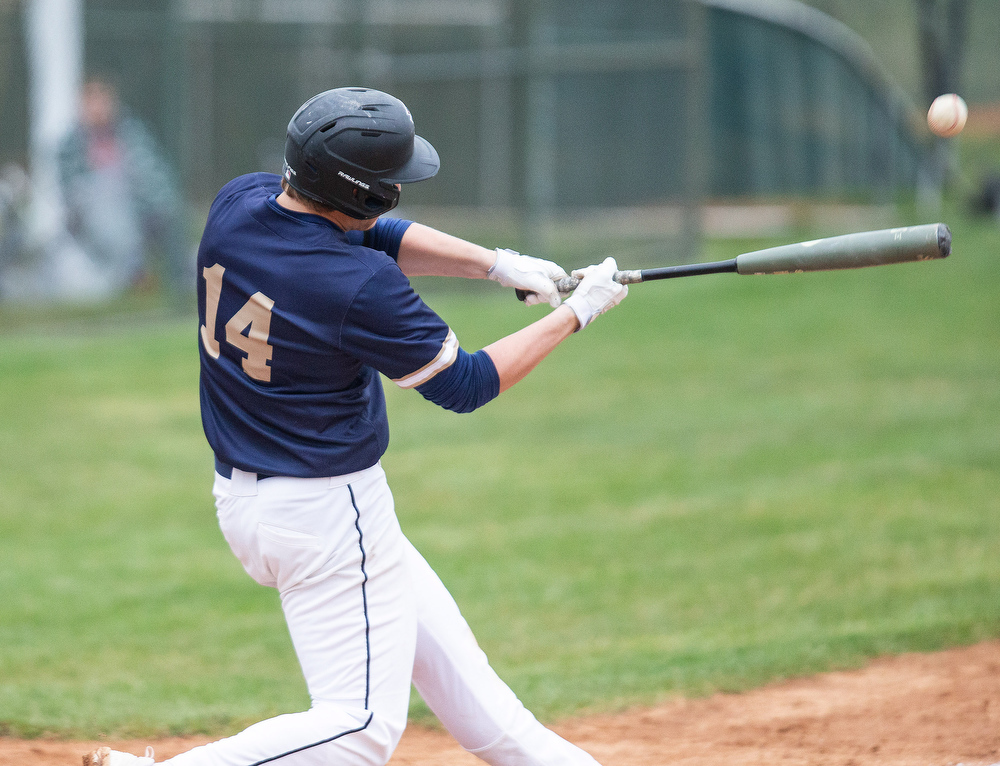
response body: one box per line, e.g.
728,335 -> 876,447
160,463 -> 602,766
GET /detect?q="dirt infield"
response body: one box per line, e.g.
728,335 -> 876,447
7,641 -> 1000,766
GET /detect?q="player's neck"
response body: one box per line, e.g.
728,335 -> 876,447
275,191 -> 377,232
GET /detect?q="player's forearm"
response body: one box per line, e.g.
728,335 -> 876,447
484,305 -> 579,393
396,222 -> 495,279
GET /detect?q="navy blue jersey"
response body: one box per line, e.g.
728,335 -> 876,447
197,172 -> 497,478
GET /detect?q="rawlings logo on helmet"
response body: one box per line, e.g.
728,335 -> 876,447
337,170 -> 371,191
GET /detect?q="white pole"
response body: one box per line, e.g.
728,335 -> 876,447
26,0 -> 83,215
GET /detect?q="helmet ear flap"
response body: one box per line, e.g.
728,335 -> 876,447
354,184 -> 400,217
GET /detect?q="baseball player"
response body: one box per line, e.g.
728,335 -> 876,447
86,87 -> 626,766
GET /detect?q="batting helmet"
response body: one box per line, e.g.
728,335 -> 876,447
282,87 -> 440,219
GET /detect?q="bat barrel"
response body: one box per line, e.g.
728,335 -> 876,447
735,223 -> 951,275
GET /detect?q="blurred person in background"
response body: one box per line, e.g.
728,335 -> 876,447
57,75 -> 189,297
974,173 -> 1000,222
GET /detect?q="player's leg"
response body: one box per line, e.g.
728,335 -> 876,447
160,465 -> 416,766
405,541 -> 602,766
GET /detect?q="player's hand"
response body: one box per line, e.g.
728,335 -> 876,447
564,257 -> 628,330
487,248 -> 570,308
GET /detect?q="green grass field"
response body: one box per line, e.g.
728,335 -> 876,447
0,211 -> 997,740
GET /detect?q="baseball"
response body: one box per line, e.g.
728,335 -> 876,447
927,93 -> 968,137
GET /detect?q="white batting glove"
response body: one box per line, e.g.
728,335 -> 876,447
564,257 -> 628,331
487,248 -> 571,308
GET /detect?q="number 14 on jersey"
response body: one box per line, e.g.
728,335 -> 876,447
200,263 -> 276,383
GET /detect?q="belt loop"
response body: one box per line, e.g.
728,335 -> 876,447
230,467 -> 259,497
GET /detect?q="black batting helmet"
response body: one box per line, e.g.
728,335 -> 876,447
282,87 -> 440,219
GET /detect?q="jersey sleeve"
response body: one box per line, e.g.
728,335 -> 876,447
415,348 -> 500,413
338,263 -> 499,413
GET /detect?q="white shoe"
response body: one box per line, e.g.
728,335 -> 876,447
83,746 -> 155,766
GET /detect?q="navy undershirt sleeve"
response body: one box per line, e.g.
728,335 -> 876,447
346,217 -> 413,261
416,348 -> 500,413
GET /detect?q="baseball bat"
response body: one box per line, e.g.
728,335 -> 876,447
515,223 -> 951,300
